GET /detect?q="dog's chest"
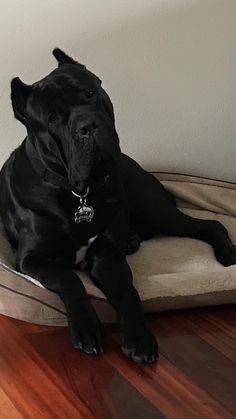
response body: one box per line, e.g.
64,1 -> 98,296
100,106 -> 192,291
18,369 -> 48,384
58,183 -> 125,265
74,235 -> 97,265
61,187 -> 123,237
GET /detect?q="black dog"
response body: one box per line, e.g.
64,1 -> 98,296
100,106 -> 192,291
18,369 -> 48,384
1,48 -> 236,363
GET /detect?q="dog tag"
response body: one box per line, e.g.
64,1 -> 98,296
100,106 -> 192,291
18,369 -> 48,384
72,187 -> 94,223
75,204 -> 94,223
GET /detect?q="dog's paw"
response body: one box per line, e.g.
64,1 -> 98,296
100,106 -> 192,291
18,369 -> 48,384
215,244 -> 236,267
126,230 -> 141,255
68,314 -> 105,355
122,325 -> 158,364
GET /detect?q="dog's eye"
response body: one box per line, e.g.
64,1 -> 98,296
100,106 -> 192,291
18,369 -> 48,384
85,89 -> 96,99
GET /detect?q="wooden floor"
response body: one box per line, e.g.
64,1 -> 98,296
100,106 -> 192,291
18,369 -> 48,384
0,305 -> 235,419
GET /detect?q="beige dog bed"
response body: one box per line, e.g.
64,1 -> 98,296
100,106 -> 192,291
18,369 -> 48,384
0,172 -> 236,325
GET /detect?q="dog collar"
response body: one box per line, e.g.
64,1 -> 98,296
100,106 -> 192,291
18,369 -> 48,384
25,138 -> 71,190
71,187 -> 94,223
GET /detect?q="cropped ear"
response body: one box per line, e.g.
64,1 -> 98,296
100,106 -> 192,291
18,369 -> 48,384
11,77 -> 32,128
52,47 -> 86,69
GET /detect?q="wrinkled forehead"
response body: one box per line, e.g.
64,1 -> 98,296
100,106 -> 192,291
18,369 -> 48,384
29,65 -> 100,111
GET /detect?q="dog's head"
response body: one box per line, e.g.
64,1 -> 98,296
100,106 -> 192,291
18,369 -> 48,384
11,48 -> 121,192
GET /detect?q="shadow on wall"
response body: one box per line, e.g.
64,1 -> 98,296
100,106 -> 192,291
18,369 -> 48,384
1,0 -> 236,181
75,0 -> 236,181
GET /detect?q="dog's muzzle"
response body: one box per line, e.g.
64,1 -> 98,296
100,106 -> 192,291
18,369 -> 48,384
74,114 -> 100,140
68,111 -> 121,192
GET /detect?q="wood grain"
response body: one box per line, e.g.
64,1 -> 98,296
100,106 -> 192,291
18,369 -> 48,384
0,304 -> 235,418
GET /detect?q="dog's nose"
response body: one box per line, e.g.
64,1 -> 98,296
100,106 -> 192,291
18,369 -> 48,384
77,118 -> 99,138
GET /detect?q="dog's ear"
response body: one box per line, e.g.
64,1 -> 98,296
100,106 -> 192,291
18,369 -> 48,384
11,77 -> 32,128
52,47 -> 86,69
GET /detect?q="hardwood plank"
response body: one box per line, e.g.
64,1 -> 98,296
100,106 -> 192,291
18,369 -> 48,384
25,327 -> 164,419
0,304 -> 235,418
0,316 -> 94,419
149,311 -> 236,415
0,387 -> 23,419
109,333 -> 234,419
205,305 -> 236,326
179,312 -> 236,362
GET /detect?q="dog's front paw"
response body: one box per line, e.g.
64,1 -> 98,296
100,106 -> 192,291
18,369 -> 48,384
126,230 -> 141,255
215,244 -> 236,267
68,314 -> 105,355
122,324 -> 158,364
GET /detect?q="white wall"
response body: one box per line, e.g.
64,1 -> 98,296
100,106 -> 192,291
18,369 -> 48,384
1,0 -> 236,181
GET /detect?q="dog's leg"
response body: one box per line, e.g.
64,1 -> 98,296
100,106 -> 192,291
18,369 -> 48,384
169,211 -> 236,266
85,237 -> 158,363
138,193 -> 236,266
16,237 -> 104,354
123,155 -> 236,265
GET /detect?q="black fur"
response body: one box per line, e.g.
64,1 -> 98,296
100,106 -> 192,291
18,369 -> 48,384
1,48 -> 236,363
